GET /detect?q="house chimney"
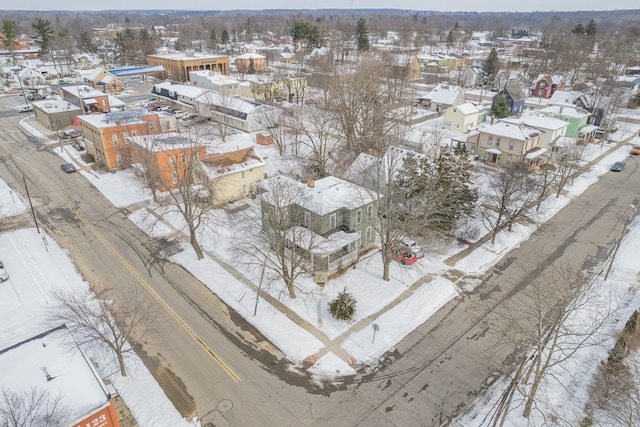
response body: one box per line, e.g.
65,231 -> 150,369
307,179 -> 315,188
490,117 -> 495,125
367,148 -> 373,155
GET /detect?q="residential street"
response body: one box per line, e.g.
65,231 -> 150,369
0,110 -> 637,426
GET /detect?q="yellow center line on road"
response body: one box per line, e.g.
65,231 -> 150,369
5,142 -> 242,383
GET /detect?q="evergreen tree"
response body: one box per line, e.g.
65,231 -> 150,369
221,29 -> 229,44
482,47 -> 499,86
210,28 -> 217,45
490,94 -> 511,118
446,30 -> 454,48
31,18 -> 54,57
248,57 -> 256,74
572,23 -> 585,35
328,288 -> 356,321
291,20 -> 322,52
585,19 -> 597,37
1,19 -> 17,64
355,18 -> 369,52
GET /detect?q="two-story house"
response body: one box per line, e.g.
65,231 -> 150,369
499,80 -> 527,117
531,74 -> 565,99
78,111 -> 177,170
539,103 -> 590,138
259,175 -> 378,283
471,121 -> 545,167
421,84 -> 465,113
197,139 -> 266,205
503,114 -> 570,150
443,102 -> 480,133
61,85 -> 126,114
234,53 -> 267,74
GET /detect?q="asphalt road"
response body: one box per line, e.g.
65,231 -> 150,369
1,109 -> 636,427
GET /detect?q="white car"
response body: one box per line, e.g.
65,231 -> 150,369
399,236 -> 422,255
18,105 -> 33,113
0,267 -> 8,282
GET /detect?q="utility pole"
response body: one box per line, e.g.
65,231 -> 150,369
24,175 -> 40,234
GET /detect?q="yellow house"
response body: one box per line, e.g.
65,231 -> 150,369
197,140 -> 266,205
471,121 -> 545,167
84,68 -> 124,93
443,102 -> 480,133
147,52 -> 230,83
385,53 -> 421,81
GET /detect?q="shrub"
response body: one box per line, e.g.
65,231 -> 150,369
328,287 -> 357,321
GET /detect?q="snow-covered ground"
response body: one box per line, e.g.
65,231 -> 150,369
9,116 -> 640,425
0,228 -> 196,427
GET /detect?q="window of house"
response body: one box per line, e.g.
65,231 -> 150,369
241,171 -> 245,179
181,153 -> 186,163
509,140 -> 515,150
506,155 -> 512,164
116,154 -> 122,166
242,184 -> 246,194
538,89 -> 544,96
112,134 -> 118,147
172,172 -> 178,184
366,205 -> 373,218
496,138 -> 501,147
366,226 -> 372,241
488,136 -> 493,146
356,209 -> 362,225
249,168 -> 253,172
330,213 -> 337,229
170,157 -> 175,167
148,123 -> 156,131
358,230 -> 363,246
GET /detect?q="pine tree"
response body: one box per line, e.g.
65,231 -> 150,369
585,19 -> 597,37
490,94 -> 511,118
328,288 -> 357,321
572,23 -> 585,35
356,18 -> 370,52
482,47 -> 499,86
221,29 -> 229,44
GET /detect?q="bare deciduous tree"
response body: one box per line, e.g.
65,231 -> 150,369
496,261 -> 615,420
552,141 -> 586,198
481,163 -> 541,244
0,387 -> 70,427
236,176 -> 321,298
45,286 -> 159,377
293,105 -> 342,178
129,131 -> 215,260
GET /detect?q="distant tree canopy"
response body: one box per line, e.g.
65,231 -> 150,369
291,19 -> 322,51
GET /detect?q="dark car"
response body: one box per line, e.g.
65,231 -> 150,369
61,128 -> 81,139
60,163 -> 77,173
611,161 -> 625,172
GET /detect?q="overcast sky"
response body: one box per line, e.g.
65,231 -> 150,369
3,1 -> 638,12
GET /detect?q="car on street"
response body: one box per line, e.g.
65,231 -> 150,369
60,163 -> 77,173
18,105 -> 33,113
611,161 -> 625,172
61,128 -> 81,139
58,79 -> 71,85
631,146 -> 640,155
0,265 -> 8,283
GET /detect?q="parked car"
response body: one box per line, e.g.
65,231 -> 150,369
394,249 -> 418,266
611,161 -> 625,172
60,163 -> 77,173
58,79 -> 71,85
130,74 -> 141,79
631,146 -> 640,155
61,128 -> 81,139
18,105 -> 33,113
398,236 -> 422,255
0,260 -> 8,283
26,93 -> 46,101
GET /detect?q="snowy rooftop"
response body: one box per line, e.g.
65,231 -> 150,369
505,114 -> 570,131
195,91 -> 263,115
128,132 -> 210,152
540,104 -> 590,119
32,99 -> 81,114
62,84 -> 106,99
261,175 -> 377,216
148,52 -> 227,61
153,81 -> 208,99
480,121 -> 542,140
452,102 -> 479,115
235,53 -> 266,60
0,325 -> 111,424
78,111 -> 165,129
